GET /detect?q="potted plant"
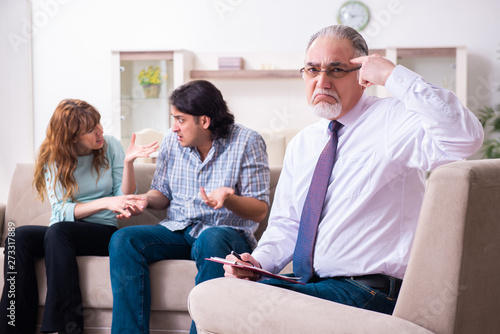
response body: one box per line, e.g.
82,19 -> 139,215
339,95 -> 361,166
478,103 -> 500,158
137,65 -> 162,98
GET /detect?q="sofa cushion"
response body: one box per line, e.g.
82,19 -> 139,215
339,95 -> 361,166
31,257 -> 197,311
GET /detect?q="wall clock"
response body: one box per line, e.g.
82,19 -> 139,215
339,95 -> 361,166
337,1 -> 370,31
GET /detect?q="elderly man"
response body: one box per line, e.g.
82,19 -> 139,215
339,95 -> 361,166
223,24 -> 483,315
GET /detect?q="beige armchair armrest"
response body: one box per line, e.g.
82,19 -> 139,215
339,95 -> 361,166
188,278 -> 434,334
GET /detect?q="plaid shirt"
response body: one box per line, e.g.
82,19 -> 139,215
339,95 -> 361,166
151,123 -> 270,248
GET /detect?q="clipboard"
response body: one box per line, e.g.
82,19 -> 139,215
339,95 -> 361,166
206,257 -> 305,285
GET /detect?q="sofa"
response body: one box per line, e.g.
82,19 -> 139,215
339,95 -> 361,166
0,162 -> 282,334
188,158 -> 500,334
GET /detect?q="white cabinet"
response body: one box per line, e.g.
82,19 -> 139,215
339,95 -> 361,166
110,50 -> 193,148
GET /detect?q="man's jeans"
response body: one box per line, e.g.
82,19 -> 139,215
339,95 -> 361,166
261,274 -> 397,315
109,224 -> 252,334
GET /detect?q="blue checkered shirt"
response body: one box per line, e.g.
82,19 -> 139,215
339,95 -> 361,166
151,123 -> 270,248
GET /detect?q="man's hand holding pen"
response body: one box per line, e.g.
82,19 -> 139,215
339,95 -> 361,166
223,251 -> 262,281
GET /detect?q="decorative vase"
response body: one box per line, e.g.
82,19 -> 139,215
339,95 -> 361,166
142,85 -> 160,98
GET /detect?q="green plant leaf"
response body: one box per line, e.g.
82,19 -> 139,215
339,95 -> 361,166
478,105 -> 495,128
494,117 -> 500,132
481,139 -> 500,159
480,107 -> 493,125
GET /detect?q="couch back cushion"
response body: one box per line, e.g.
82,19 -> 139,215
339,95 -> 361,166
1,163 -> 164,246
116,163 -> 165,228
2,163 -> 51,246
255,166 -> 280,240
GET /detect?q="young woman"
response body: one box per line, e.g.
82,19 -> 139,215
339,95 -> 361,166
0,99 -> 157,334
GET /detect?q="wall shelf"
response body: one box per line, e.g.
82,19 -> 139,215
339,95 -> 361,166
190,69 -> 301,79
393,47 -> 456,59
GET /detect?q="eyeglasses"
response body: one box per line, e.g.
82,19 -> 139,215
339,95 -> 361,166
299,66 -> 362,79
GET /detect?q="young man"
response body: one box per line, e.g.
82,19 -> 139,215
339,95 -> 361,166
109,80 -> 270,333
224,25 -> 484,315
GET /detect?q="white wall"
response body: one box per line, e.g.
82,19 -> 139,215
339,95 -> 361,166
0,0 -> 34,203
2,0 -> 500,202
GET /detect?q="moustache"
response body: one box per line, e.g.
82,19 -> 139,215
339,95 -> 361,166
311,89 -> 340,104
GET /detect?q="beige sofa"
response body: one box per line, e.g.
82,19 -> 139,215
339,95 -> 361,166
0,162 -> 281,334
189,158 -> 500,334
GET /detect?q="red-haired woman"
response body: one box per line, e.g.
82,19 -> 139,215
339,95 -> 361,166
0,99 -> 157,334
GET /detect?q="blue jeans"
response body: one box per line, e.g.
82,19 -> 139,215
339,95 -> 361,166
109,224 -> 252,334
261,275 -> 397,315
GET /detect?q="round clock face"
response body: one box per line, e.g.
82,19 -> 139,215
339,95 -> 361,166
337,1 -> 370,31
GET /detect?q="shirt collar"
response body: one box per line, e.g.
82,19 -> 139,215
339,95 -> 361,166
189,133 -> 231,163
337,92 -> 369,129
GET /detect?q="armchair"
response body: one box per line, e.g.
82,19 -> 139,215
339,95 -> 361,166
188,159 -> 500,333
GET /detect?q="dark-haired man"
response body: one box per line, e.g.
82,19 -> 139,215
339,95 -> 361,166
109,80 -> 270,333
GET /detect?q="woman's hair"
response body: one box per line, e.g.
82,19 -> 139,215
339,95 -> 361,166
306,25 -> 369,58
169,80 -> 235,140
33,99 -> 109,202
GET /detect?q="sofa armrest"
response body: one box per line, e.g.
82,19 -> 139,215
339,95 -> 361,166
188,278 -> 434,334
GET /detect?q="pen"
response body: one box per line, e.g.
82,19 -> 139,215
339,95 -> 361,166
231,250 -> 255,267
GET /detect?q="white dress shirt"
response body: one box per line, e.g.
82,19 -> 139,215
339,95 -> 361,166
252,65 -> 484,279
